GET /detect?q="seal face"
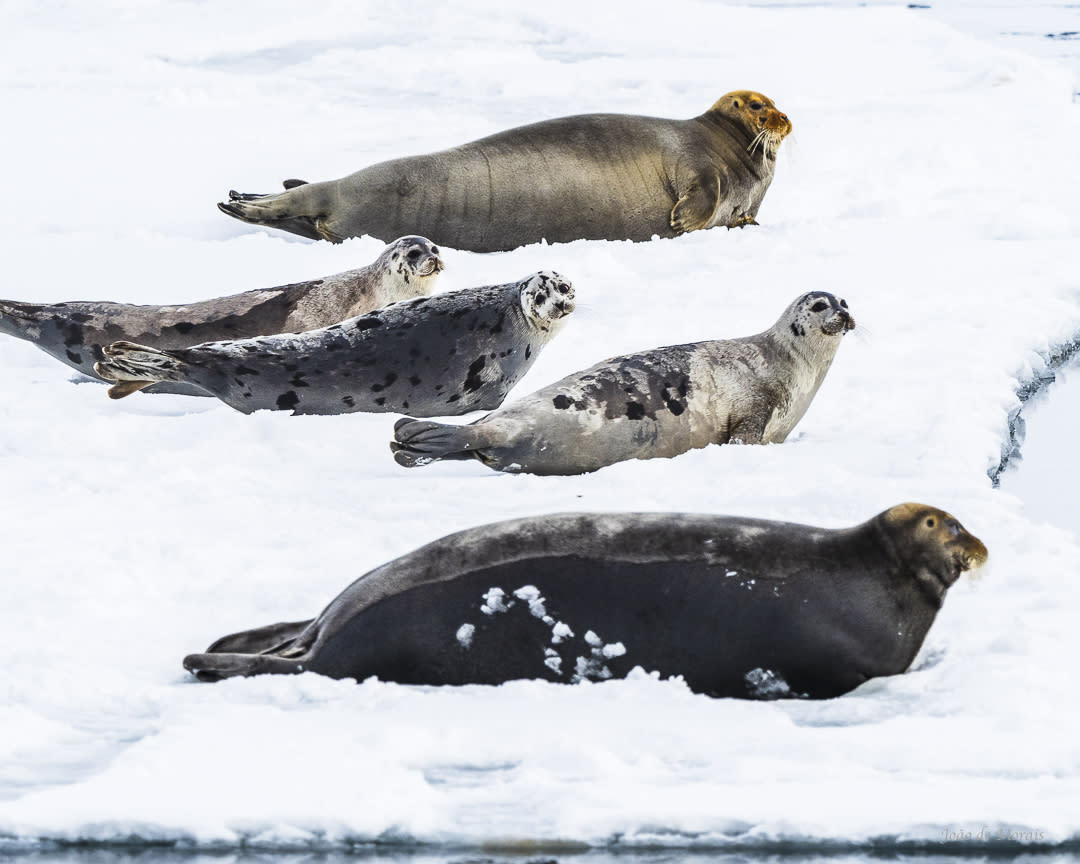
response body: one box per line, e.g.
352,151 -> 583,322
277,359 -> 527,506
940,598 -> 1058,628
391,291 -> 853,474
0,236 -> 443,396
94,271 -> 575,416
217,91 -> 792,252
182,503 -> 987,700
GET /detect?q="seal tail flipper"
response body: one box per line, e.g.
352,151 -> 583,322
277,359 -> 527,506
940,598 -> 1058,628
217,187 -> 341,243
94,340 -> 191,399
183,651 -> 307,682
390,417 -> 488,468
206,619 -> 315,655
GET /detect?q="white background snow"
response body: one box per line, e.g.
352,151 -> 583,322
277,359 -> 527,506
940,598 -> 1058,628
1,0 -> 1079,852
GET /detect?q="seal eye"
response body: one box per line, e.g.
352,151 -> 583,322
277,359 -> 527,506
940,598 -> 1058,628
430,246 -> 439,255
810,301 -> 828,313
840,299 -> 848,309
407,249 -> 422,261
750,101 -> 764,110
926,517 -> 936,528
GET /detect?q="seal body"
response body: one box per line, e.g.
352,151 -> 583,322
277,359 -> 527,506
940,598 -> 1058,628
94,271 -> 574,416
218,91 -> 792,252
392,291 -> 854,475
183,504 -> 988,700
0,236 -> 443,396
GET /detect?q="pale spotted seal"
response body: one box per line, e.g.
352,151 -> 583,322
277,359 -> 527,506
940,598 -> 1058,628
94,271 -> 574,415
391,291 -> 853,475
218,91 -> 792,252
0,236 -> 443,396
183,503 -> 988,700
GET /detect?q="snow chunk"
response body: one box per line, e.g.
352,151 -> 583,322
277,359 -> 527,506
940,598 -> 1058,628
584,630 -> 603,647
543,648 -> 562,675
601,641 -> 626,659
551,621 -> 573,643
513,584 -> 548,618
480,587 -> 512,615
455,623 -> 475,649
744,667 -> 800,699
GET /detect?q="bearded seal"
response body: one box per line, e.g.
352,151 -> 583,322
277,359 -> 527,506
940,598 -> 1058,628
94,271 -> 574,415
217,91 -> 792,252
0,236 -> 443,396
183,503 -> 988,700
391,291 -> 853,475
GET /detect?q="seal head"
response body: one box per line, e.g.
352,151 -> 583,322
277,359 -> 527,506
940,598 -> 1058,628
709,90 -> 793,163
878,503 -> 989,608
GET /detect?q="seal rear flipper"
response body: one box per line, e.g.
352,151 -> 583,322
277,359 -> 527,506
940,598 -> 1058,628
218,185 -> 339,243
95,340 -> 195,397
183,651 -> 307,682
107,380 -> 154,399
217,199 -> 325,242
206,619 -> 315,655
390,417 -> 487,468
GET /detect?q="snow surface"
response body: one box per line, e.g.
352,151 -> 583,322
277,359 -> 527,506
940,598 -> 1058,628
2,0 -> 1080,852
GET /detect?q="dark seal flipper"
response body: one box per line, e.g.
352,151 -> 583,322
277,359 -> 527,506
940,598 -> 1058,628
205,619 -> 315,655
218,184 -> 344,242
217,197 -> 325,242
183,651 -> 306,682
391,417 -> 487,467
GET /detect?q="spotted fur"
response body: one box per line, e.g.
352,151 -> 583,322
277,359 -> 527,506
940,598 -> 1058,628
95,271 -> 574,416
0,236 -> 443,396
392,291 -> 853,474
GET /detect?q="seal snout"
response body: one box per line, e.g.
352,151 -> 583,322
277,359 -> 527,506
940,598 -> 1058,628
553,280 -> 576,317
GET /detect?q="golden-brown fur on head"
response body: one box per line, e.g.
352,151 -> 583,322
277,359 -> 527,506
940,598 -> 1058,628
709,90 -> 792,158
879,502 -> 989,605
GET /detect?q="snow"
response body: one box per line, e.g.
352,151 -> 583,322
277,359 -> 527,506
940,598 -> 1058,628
2,0 -> 1080,852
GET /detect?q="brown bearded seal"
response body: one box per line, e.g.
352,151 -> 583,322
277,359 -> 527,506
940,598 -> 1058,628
0,236 -> 443,397
217,91 -> 792,252
94,271 -> 575,416
182,503 -> 988,700
391,291 -> 854,475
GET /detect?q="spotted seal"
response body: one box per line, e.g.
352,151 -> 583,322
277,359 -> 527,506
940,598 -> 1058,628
94,271 -> 574,415
217,91 -> 792,252
391,291 -> 853,474
0,236 -> 443,396
183,503 -> 988,700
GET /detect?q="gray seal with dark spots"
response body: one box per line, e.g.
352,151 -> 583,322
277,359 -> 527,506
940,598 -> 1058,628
94,271 -> 575,415
0,236 -> 443,396
391,291 -> 854,475
217,91 -> 792,252
182,503 -> 988,700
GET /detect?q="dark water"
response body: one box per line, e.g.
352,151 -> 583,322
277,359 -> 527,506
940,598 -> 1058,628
3,850 -> 1080,864
999,358 -> 1080,538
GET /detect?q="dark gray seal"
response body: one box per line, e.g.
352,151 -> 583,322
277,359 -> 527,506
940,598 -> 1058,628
217,91 -> 792,252
0,236 -> 443,396
183,503 -> 988,700
391,291 -> 854,475
94,271 -> 575,415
